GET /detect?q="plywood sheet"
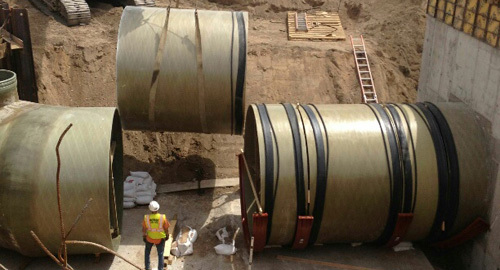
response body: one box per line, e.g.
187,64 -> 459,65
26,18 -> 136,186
287,12 -> 346,41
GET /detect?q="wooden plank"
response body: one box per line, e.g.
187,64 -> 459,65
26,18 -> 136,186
0,28 -> 23,50
287,11 -> 346,41
474,0 -> 490,38
454,0 -> 468,29
428,0 -> 438,16
464,0 -> 479,34
437,0 -> 446,20
445,0 -> 457,25
164,214 -> 177,266
276,255 -> 377,270
486,4 -> 499,46
0,5 -> 12,71
157,178 -> 239,193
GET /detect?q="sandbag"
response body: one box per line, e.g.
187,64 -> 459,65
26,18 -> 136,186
142,175 -> 153,186
214,241 -> 236,255
130,171 -> 150,179
124,179 -> 136,191
171,227 -> 197,257
136,190 -> 155,197
124,197 -> 136,202
136,184 -> 151,192
214,227 -> 236,255
136,195 -> 154,205
126,175 -> 144,185
216,227 -> 229,244
171,240 -> 193,257
124,201 -> 136,209
124,188 -> 136,198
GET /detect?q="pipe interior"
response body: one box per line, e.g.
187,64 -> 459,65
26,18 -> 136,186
110,110 -> 124,240
0,70 -> 15,82
243,106 -> 261,197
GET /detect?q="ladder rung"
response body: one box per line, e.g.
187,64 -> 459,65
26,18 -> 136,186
361,78 -> 371,80
360,71 -> 370,73
364,91 -> 374,94
358,64 -> 368,67
362,85 -> 373,87
357,58 -> 367,60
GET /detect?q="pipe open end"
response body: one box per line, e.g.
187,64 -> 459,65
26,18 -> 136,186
0,69 -> 18,107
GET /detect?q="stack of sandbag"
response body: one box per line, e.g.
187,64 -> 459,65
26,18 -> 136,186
123,171 -> 157,209
123,178 -> 137,209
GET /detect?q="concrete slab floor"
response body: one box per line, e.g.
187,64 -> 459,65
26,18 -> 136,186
0,187 -> 433,269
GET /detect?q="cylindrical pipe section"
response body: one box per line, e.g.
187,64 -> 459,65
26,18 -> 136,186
242,103 -> 488,245
0,101 -> 123,257
0,69 -> 18,107
116,7 -> 248,135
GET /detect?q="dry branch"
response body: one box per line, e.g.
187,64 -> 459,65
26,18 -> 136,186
65,241 -> 143,270
30,123 -> 141,270
56,123 -> 73,267
30,231 -> 65,268
65,198 -> 93,239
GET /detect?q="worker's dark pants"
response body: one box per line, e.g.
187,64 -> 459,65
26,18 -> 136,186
145,238 -> 165,270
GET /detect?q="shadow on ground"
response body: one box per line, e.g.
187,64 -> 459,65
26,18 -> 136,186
124,154 -> 217,185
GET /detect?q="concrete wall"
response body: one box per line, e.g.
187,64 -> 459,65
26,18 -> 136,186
418,16 -> 500,270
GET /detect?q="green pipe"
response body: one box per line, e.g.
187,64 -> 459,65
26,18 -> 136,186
243,103 -> 488,245
0,72 -> 123,257
116,7 -> 248,134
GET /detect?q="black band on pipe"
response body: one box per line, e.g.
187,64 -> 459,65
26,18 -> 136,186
229,12 -> 235,135
310,104 -> 331,186
386,105 -> 413,214
369,104 -> 404,245
364,104 -> 394,209
310,104 -> 331,216
296,106 -> 313,215
256,104 -> 275,243
234,12 -> 246,135
394,104 -> 419,213
412,103 -> 449,243
283,103 -> 306,216
301,105 -> 327,245
425,102 -> 460,240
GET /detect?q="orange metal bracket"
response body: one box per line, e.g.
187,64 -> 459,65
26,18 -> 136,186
385,213 -> 414,248
432,217 -> 490,249
292,216 -> 314,249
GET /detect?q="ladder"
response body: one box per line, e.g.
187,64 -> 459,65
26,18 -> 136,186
350,35 -> 378,103
295,12 -> 308,32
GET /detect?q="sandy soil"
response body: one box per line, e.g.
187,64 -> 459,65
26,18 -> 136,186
9,0 -> 426,185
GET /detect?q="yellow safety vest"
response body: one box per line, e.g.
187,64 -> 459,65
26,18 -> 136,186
144,213 -> 166,239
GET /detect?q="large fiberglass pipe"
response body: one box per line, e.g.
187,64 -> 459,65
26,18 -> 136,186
242,103 -> 489,246
0,70 -> 123,257
116,7 -> 248,135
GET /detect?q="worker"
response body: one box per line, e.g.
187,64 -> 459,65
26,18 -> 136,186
143,200 -> 170,270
